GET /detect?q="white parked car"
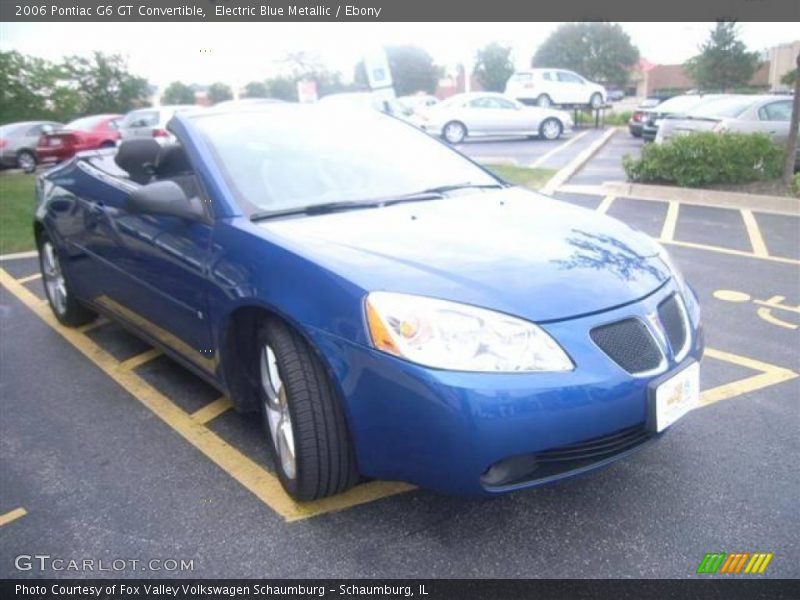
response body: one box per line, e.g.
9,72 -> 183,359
415,92 -> 573,144
397,94 -> 439,112
318,92 -> 413,121
655,94 -> 799,167
505,69 -> 607,109
118,105 -> 198,143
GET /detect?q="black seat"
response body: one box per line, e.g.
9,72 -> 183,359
114,139 -> 160,185
154,144 -> 193,179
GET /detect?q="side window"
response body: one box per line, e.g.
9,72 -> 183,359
469,97 -> 492,109
558,72 -> 584,84
26,124 -> 43,136
541,72 -> 552,81
493,98 -> 518,110
758,101 -> 792,122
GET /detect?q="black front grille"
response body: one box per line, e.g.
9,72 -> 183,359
658,294 -> 687,356
481,425 -> 652,488
590,318 -> 662,374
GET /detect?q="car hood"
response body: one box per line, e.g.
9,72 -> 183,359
258,188 -> 670,322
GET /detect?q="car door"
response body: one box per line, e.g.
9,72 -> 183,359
753,100 -> 793,146
80,147 -> 216,374
463,97 -> 516,135
556,71 -> 586,104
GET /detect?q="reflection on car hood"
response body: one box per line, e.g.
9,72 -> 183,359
258,187 -> 669,322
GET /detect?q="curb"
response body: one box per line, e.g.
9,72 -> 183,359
598,182 -> 800,216
540,127 -> 618,195
0,250 -> 37,261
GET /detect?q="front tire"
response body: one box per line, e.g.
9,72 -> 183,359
539,118 -> 563,141
442,121 -> 467,144
18,150 -> 36,174
256,317 -> 359,501
38,233 -> 96,327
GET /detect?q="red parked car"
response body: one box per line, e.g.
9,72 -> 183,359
36,114 -> 121,166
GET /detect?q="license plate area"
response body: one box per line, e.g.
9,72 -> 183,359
648,362 -> 699,432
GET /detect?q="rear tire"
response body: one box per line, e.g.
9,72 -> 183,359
256,317 -> 359,501
38,233 -> 97,327
590,93 -> 603,109
18,150 -> 36,174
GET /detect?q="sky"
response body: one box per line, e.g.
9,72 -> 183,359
1,21 -> 798,90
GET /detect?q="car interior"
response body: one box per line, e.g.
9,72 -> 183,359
109,138 -> 201,202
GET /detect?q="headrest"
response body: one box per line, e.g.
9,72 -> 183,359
154,144 -> 192,178
115,139 -> 160,185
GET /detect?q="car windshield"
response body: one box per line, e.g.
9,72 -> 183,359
65,116 -> 106,130
687,96 -> 757,119
193,107 -> 498,214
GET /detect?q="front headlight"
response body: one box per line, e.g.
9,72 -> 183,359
365,292 -> 573,372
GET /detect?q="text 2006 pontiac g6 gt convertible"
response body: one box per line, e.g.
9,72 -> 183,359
35,104 -> 703,500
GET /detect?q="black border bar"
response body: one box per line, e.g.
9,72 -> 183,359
1,0 -> 799,22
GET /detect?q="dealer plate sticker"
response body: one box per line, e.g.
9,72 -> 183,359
655,362 -> 699,432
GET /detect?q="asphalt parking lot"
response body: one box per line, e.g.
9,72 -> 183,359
1,130 -> 798,579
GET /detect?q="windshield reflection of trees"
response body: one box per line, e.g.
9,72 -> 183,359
555,229 -> 662,282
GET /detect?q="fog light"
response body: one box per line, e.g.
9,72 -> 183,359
481,455 -> 539,487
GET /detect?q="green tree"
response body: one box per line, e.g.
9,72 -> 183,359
781,69 -> 797,86
63,51 -> 149,114
207,82 -> 233,104
162,81 -> 195,105
474,42 -> 514,92
265,76 -> 297,101
684,22 -> 760,92
355,45 -> 441,95
242,81 -> 269,98
532,22 -> 639,86
0,51 -> 79,123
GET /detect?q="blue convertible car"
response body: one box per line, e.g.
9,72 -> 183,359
35,104 -> 703,500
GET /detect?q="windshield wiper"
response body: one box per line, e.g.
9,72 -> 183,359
250,183 -> 505,221
250,200 -> 383,221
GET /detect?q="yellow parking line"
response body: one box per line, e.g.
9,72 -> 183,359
191,396 -> 234,424
119,348 -> 162,371
596,195 -> 615,214
660,239 -> 800,266
0,507 -> 27,527
660,201 -> 679,242
17,273 -> 42,284
740,209 -> 769,257
700,347 -> 797,407
0,268 -> 412,521
77,318 -> 107,334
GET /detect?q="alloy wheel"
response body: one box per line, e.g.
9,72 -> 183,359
41,241 -> 67,316
260,344 -> 296,480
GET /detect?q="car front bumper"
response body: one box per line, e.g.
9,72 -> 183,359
308,280 -> 703,496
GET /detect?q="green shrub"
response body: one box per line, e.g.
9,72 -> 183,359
605,111 -> 632,126
622,132 -> 783,188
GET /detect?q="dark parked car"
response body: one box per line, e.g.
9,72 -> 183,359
640,94 -> 723,141
0,121 -> 63,172
34,104 -> 703,500
628,97 -> 668,137
36,114 -> 122,167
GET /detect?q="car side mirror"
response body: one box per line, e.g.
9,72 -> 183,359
128,181 -> 204,221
